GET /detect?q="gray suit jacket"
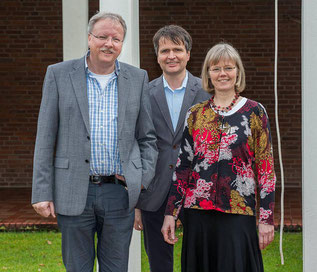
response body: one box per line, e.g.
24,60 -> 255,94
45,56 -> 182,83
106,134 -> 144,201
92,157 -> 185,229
137,72 -> 210,211
32,56 -> 158,215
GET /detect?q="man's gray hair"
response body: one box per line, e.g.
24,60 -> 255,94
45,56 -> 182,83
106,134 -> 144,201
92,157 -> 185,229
88,11 -> 127,40
153,25 -> 192,55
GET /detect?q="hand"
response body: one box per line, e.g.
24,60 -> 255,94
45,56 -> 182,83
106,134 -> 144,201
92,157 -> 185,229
258,223 -> 274,250
161,215 -> 178,245
32,201 -> 56,218
115,174 -> 125,181
134,209 -> 143,231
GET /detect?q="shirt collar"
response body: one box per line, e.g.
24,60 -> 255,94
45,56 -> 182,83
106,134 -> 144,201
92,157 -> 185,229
85,50 -> 120,76
163,70 -> 188,91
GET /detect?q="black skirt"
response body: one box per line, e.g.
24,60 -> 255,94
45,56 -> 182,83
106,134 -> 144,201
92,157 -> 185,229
181,209 -> 264,272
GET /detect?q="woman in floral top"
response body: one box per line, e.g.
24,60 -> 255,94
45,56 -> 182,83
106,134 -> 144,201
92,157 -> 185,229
161,43 -> 276,272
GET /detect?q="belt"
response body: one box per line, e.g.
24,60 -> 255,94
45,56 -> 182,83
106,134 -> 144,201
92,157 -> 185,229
89,175 -> 127,187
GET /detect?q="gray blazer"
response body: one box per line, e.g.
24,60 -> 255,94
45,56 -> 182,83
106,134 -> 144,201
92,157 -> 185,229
32,56 -> 158,215
137,72 -> 210,211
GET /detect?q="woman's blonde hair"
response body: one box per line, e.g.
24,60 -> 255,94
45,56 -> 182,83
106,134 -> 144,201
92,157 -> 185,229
201,42 -> 246,93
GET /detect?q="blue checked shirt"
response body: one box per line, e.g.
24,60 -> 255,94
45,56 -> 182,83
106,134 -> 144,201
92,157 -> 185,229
85,54 -> 123,176
163,71 -> 188,130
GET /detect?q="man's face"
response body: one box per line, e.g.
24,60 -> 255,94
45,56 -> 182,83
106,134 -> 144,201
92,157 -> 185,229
157,38 -> 190,76
88,18 -> 124,71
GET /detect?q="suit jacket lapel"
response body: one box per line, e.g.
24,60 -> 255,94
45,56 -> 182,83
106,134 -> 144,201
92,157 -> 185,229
153,76 -> 174,135
70,57 -> 90,134
117,65 -> 129,136
174,73 -> 199,136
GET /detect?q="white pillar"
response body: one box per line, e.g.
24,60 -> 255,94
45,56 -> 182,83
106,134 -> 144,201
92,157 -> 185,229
99,1 -> 141,272
62,0 -> 88,61
302,0 -> 317,271
62,1 -> 141,271
99,0 -> 140,67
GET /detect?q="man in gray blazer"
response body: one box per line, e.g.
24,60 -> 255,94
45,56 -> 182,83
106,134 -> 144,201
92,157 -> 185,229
135,25 -> 210,272
32,12 -> 157,272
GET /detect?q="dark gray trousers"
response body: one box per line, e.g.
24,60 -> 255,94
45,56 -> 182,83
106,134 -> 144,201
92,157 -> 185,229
57,183 -> 134,272
141,197 -> 183,272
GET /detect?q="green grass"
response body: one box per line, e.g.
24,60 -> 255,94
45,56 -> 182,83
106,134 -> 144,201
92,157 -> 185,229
0,231 -> 64,272
262,231 -> 303,272
0,230 -> 302,272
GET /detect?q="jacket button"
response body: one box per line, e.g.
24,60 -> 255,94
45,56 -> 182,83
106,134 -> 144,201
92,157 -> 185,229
85,159 -> 89,163
173,144 -> 178,149
169,164 -> 173,169
87,136 -> 90,140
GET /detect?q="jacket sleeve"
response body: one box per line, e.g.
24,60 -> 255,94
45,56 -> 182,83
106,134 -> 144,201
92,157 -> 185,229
254,104 -> 276,225
135,71 -> 158,189
165,110 -> 194,218
31,66 -> 59,204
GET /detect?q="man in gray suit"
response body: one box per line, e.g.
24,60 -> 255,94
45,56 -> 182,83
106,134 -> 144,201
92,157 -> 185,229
135,25 -> 210,272
32,12 -> 157,272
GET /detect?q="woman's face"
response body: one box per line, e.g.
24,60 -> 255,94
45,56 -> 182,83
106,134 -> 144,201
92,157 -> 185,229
208,59 -> 237,94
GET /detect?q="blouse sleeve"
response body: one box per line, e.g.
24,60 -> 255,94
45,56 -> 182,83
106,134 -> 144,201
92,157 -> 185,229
254,104 -> 276,225
165,110 -> 195,218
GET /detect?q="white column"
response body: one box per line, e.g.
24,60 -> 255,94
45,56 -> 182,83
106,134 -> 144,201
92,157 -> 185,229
62,1 -> 141,271
62,0 -> 88,61
99,1 -> 141,272
99,0 -> 140,67
302,0 -> 317,271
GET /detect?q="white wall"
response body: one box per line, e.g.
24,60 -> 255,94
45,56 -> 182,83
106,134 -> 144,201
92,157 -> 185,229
302,0 -> 317,270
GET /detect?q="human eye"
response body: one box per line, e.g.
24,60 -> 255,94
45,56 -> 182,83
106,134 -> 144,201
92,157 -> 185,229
98,35 -> 108,41
211,67 -> 221,73
160,49 -> 169,54
112,38 -> 121,44
224,66 -> 235,72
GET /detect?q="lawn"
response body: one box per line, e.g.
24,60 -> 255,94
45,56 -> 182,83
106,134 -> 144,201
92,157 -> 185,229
0,230 -> 302,271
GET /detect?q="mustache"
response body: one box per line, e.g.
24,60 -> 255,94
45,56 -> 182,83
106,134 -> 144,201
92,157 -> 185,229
100,48 -> 114,54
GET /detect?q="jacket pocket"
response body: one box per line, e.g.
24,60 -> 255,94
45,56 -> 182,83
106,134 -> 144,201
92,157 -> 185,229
131,159 -> 142,169
54,157 -> 69,169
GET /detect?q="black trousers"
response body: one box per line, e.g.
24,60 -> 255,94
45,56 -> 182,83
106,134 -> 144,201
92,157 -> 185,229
141,198 -> 183,272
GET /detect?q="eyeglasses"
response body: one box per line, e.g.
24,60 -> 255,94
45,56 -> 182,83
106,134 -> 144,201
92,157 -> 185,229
89,33 -> 123,45
209,66 -> 236,74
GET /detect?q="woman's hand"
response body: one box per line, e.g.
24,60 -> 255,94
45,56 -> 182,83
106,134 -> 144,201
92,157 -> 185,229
161,215 -> 178,245
258,223 -> 274,250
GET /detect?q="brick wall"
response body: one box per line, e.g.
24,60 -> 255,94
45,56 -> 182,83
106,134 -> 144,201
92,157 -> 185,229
0,0 -> 63,187
139,0 -> 302,188
0,0 -> 99,187
0,0 -> 301,188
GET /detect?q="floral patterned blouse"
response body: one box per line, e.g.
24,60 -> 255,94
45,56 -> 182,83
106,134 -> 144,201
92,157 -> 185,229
165,98 -> 276,225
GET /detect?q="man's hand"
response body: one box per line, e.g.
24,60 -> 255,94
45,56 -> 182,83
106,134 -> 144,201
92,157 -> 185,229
258,223 -> 274,250
161,215 -> 178,245
115,174 -> 125,181
134,208 -> 143,231
32,201 -> 56,218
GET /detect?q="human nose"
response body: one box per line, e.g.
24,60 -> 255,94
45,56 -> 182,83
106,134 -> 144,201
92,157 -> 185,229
104,37 -> 113,46
167,51 -> 175,59
219,68 -> 227,75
